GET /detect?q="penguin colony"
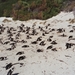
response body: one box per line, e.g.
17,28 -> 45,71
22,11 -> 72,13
0,20 -> 75,75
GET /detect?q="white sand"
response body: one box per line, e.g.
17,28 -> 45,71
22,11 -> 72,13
0,12 -> 75,75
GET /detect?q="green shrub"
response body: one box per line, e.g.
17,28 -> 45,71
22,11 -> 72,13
0,0 -> 68,20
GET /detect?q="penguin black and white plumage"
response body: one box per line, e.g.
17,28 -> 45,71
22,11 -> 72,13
7,69 -> 13,75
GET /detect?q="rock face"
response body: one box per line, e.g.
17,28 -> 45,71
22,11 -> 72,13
0,12 -> 75,75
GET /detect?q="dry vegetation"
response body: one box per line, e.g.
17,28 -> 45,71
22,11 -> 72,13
0,0 -> 75,21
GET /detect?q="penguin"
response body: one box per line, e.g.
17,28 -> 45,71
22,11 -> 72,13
7,69 -> 13,75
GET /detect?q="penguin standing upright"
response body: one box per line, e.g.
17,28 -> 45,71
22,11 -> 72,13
7,69 -> 13,75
